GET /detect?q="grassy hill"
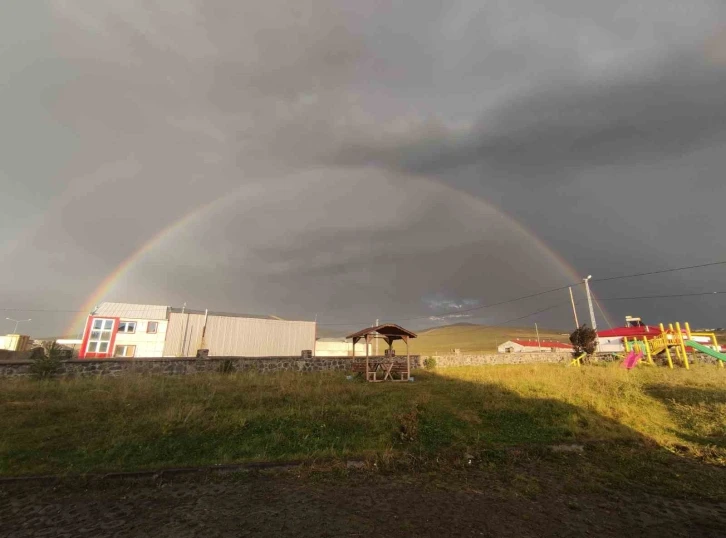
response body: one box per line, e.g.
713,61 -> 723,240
384,324 -> 570,356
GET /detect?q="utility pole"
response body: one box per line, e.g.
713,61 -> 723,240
375,319 -> 379,356
583,275 -> 597,331
535,323 -> 541,352
177,302 -> 187,357
568,287 -> 579,328
5,318 -> 31,334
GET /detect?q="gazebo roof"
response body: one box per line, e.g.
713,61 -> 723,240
346,324 -> 417,340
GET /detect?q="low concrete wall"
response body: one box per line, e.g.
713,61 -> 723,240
0,352 -> 573,378
8,351 -> 714,378
0,356 -> 423,378
424,352 -> 572,367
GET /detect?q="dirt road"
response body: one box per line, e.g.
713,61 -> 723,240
3,466 -> 726,537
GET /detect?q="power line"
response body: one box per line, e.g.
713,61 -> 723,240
3,260 -> 726,324
0,308 -> 86,313
601,291 -> 726,301
364,290 -> 726,340
318,283 -> 577,326
592,296 -> 612,330
320,260 -> 726,326
593,261 -> 726,283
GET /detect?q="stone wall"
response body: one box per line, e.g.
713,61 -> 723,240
0,352 -> 574,378
0,355 -> 423,378
422,352 -> 572,367
2,352 -> 718,378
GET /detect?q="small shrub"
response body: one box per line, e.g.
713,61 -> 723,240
218,359 -> 236,374
423,357 -> 437,370
29,343 -> 63,379
397,407 -> 420,444
570,325 -> 597,357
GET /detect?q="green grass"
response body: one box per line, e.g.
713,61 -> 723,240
1,364 -> 725,476
388,324 -> 569,355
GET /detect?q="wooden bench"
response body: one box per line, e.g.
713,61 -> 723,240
387,361 -> 410,381
349,360 -> 410,381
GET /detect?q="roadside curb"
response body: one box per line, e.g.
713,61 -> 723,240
0,459 -> 330,485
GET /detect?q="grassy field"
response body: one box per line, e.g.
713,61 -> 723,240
386,323 -> 569,355
1,363 -> 725,477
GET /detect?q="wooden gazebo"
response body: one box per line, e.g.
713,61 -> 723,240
347,324 -> 417,382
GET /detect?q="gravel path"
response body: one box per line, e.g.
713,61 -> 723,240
2,470 -> 726,537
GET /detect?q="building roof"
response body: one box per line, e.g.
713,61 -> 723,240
597,326 -> 661,338
169,307 -> 279,320
92,302 -> 170,320
507,339 -> 573,349
346,324 -> 418,340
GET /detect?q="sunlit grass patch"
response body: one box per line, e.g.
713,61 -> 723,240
0,363 -> 724,475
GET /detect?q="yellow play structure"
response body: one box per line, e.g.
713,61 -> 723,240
623,322 -> 724,369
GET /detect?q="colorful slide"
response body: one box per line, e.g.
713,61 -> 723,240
622,351 -> 643,370
684,340 -> 726,362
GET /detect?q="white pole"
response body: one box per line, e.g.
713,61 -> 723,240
375,318 -> 379,356
177,303 -> 187,356
535,323 -> 541,352
313,313 -> 317,357
6,318 -> 31,334
568,287 -> 579,328
583,276 -> 597,331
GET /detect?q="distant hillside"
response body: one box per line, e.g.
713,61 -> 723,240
418,322 -> 479,333
389,324 -> 570,355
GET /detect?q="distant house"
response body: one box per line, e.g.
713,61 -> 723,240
497,339 -> 573,353
596,325 -> 661,353
79,302 -> 316,359
597,324 -> 723,353
315,338 -> 371,357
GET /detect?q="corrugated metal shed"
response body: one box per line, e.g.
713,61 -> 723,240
163,313 -> 316,357
92,302 -> 170,320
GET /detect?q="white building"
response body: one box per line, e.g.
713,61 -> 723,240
80,303 -> 169,358
163,309 -> 315,357
315,338 -> 372,357
79,302 -> 316,359
498,339 -> 573,353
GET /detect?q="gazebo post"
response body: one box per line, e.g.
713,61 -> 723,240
404,335 -> 410,380
365,333 -> 371,381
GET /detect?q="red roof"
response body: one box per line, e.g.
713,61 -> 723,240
597,326 -> 661,338
510,339 -> 573,349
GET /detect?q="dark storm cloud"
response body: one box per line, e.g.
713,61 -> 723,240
3,1 -> 726,336
329,51 -> 726,180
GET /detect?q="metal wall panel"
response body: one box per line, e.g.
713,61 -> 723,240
163,313 -> 316,357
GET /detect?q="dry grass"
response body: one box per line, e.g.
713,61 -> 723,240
0,363 -> 724,476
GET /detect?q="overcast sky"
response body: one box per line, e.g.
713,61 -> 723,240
2,1 -> 726,337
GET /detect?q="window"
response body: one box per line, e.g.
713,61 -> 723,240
114,345 -> 136,358
86,318 -> 114,353
118,321 -> 136,333
147,321 -> 158,334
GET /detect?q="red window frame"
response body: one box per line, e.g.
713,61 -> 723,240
79,316 -> 120,359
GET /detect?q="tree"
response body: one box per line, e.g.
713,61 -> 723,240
29,341 -> 63,379
570,325 -> 598,357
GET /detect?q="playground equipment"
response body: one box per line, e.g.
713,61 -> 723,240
621,350 -> 643,370
569,352 -> 586,367
623,322 -> 725,369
